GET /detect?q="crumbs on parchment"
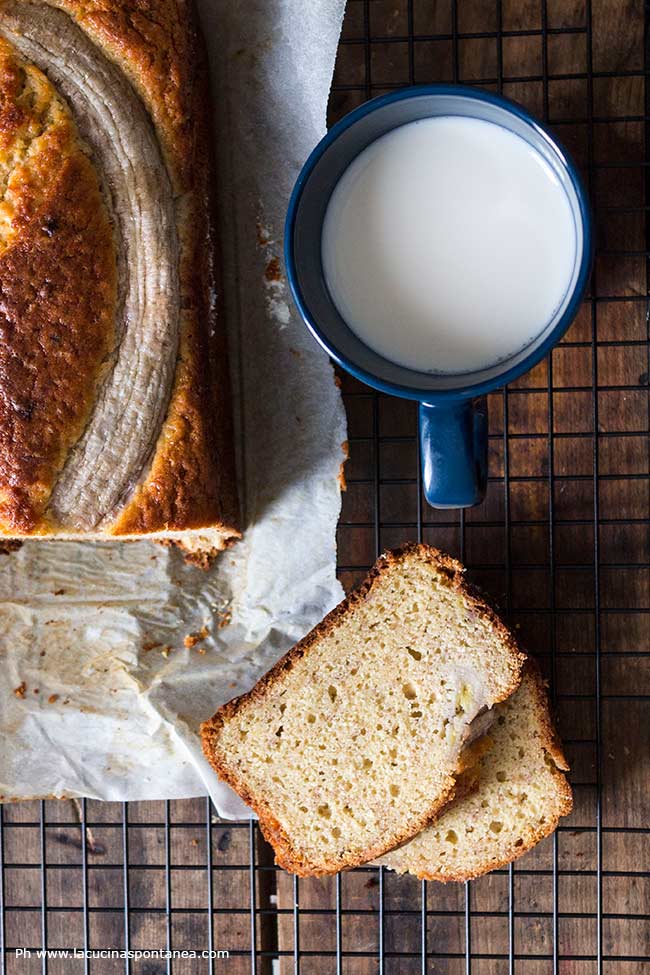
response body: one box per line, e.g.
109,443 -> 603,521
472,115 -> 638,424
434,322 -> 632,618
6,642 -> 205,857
184,626 -> 209,649
256,222 -> 271,247
13,682 -> 26,698
0,539 -> 22,555
264,257 -> 282,282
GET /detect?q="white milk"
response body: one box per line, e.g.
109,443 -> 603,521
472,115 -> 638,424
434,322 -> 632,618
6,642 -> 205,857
322,115 -> 577,375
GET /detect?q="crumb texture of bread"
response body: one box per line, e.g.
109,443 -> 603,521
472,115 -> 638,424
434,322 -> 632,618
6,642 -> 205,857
0,0 -> 239,556
377,664 -> 573,881
201,545 -> 525,876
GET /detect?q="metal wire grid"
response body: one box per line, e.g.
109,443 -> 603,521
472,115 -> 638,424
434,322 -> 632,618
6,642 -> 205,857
1,0 -> 649,972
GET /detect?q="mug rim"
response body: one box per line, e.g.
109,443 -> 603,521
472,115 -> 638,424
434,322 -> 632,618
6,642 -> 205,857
284,83 -> 593,403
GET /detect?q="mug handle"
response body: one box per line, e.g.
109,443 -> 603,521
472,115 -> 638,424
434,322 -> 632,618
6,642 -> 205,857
418,397 -> 488,509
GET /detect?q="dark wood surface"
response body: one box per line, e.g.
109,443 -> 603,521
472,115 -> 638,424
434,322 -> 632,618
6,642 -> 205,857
1,1 -> 649,972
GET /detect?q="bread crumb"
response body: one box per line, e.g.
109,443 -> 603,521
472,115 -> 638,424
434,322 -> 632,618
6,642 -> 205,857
48,694 -> 59,704
338,440 -> 349,492
0,539 -> 22,555
265,257 -> 282,282
142,641 -> 161,652
256,222 -> 271,247
184,626 -> 209,649
218,611 -> 232,629
53,589 -> 66,596
161,646 -> 173,658
13,682 -> 26,698
182,549 -> 213,569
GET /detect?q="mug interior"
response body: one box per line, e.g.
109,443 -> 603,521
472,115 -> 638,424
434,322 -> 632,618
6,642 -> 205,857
289,86 -> 590,400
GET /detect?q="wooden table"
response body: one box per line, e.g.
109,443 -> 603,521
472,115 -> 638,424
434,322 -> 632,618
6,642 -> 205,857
1,1 -> 648,972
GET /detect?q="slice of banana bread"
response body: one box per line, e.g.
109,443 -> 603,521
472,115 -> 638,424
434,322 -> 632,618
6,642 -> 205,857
377,663 -> 572,881
201,544 -> 524,876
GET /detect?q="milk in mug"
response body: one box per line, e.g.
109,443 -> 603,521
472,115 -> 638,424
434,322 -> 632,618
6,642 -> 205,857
321,116 -> 577,375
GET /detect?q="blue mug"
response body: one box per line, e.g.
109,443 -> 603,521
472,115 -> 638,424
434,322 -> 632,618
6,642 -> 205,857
285,85 -> 592,508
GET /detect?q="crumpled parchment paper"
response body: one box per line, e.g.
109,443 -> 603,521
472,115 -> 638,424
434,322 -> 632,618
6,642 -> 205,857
0,0 -> 347,817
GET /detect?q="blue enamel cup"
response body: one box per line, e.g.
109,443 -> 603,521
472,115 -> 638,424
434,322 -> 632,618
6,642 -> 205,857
285,85 -> 592,509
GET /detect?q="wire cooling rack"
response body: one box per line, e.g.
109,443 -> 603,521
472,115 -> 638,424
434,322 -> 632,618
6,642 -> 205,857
1,0 -> 649,972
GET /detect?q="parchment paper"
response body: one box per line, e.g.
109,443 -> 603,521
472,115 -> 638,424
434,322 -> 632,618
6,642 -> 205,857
0,0 -> 347,817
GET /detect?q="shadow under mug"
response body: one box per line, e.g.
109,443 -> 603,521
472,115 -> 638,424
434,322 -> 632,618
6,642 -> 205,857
285,84 -> 593,509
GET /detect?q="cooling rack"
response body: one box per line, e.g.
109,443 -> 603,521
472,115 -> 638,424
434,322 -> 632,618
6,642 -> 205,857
1,0 -> 649,971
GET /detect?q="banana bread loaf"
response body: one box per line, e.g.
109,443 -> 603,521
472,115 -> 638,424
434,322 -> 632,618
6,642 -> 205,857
0,0 -> 239,561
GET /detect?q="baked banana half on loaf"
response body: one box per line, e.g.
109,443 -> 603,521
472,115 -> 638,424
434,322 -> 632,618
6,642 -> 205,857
0,0 -> 239,562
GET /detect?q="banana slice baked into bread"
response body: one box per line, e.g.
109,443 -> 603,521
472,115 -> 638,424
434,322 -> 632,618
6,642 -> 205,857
0,1 -> 239,561
377,663 -> 573,881
201,545 -> 525,876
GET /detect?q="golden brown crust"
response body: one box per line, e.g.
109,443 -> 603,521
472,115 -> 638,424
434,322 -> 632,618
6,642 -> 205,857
201,543 -> 526,876
0,537 -> 21,554
0,35 -> 116,531
400,661 -> 573,883
0,1 -> 240,550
